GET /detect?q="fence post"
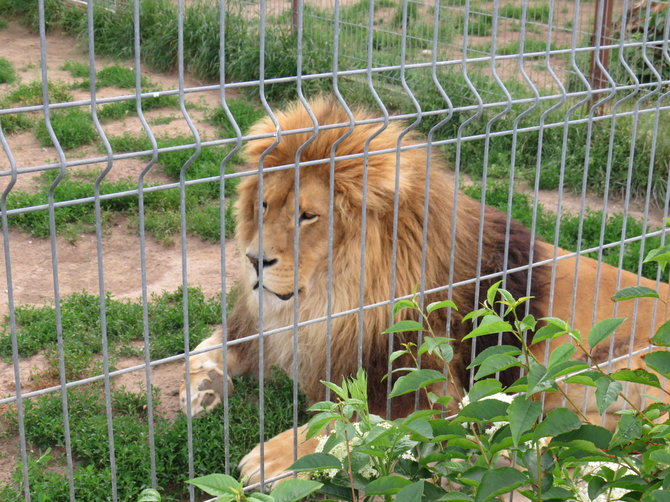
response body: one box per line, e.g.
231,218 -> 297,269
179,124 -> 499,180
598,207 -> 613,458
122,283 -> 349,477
589,0 -> 615,111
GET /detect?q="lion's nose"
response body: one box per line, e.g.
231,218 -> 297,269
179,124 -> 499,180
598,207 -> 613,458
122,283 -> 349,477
245,253 -> 277,275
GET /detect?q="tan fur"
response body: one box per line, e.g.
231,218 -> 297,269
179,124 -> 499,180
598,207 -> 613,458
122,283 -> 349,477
179,98 -> 669,484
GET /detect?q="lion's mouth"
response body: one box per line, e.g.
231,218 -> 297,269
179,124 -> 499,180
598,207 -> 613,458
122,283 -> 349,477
252,282 -> 297,301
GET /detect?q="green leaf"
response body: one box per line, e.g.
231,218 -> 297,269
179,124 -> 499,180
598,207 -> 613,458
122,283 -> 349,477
612,413 -> 643,444
270,479 -> 323,502
651,320 -> 670,347
395,480 -> 425,501
474,354 -> 521,380
487,280 -> 503,307
462,316 -> 513,341
644,244 -> 670,271
552,424 -> 612,449
427,300 -> 457,313
646,490 -> 670,502
474,467 -> 527,502
467,379 -> 503,402
611,368 -> 661,389
508,396 -> 542,447
383,319 -> 424,334
531,323 -> 566,345
588,317 -> 626,349
365,475 -> 412,495
548,343 -> 576,368
137,488 -> 162,502
249,494 -> 275,502
645,351 -> 670,377
456,399 -> 509,423
186,474 -> 241,497
388,369 -> 445,398
526,362 -> 550,396
389,349 -> 408,365
468,345 -> 521,368
518,314 -> 537,332
392,299 -> 416,316
612,286 -> 659,302
288,453 -> 341,473
595,378 -> 622,414
533,408 -> 581,440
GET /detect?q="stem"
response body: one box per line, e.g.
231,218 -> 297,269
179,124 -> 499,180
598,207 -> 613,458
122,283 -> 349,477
343,429 -> 358,502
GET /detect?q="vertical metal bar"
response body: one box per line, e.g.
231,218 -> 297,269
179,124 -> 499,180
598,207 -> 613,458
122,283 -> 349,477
359,0 -> 389,370
37,0 -> 76,497
328,0 -> 355,405
86,1 -> 118,498
0,124 -> 31,502
256,0 -> 283,486
176,0 -> 202,497
133,0 -> 160,485
218,0 -> 244,475
291,0 -> 318,462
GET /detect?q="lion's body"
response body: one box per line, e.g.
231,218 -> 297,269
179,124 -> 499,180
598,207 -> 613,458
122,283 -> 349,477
179,98 -> 668,483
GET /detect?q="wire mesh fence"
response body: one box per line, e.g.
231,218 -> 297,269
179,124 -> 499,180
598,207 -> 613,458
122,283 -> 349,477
0,0 -> 669,499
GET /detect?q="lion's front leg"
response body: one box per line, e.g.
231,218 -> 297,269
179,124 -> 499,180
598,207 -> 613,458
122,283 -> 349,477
238,425 -> 319,486
180,301 -> 259,417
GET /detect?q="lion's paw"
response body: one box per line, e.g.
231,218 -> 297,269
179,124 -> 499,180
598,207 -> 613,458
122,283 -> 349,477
238,426 -> 316,486
179,367 -> 232,418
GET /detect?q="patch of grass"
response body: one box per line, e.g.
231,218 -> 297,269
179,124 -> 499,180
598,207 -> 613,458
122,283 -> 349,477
4,80 -> 72,106
0,287 -> 221,362
0,367 -> 304,501
499,2 -> 551,23
0,57 -> 16,84
74,64 -> 152,90
96,93 -> 179,122
207,98 -> 265,138
0,17 -> 7,29
60,60 -> 90,79
34,109 -> 96,150
5,135 -> 240,243
148,115 -> 178,126
0,112 -> 33,133
463,182 -> 666,281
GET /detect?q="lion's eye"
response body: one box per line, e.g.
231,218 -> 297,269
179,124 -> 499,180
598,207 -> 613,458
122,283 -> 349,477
262,201 -> 268,215
299,212 -> 317,223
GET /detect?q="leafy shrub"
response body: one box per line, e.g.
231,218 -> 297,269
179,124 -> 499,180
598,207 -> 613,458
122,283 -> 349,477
34,109 -> 96,150
0,57 -> 16,84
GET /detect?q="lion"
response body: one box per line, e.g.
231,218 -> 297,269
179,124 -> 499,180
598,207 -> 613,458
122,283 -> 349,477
180,97 -> 669,484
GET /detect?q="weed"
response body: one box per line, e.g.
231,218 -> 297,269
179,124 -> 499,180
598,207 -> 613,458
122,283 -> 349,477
0,112 -> 33,133
97,93 -> 179,122
60,60 -> 90,79
148,114 -> 178,126
207,98 -> 265,138
75,64 -> 151,90
0,57 -> 16,84
0,369 -> 304,501
33,109 -> 96,150
499,2 -> 551,23
0,17 -> 7,29
5,80 -> 72,106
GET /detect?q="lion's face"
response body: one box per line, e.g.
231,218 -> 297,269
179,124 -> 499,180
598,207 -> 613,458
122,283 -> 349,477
236,170 -> 333,305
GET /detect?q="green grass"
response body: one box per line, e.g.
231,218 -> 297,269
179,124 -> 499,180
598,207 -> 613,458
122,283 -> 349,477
0,57 -> 16,84
5,134 -> 241,244
0,112 -> 33,133
463,182 -> 666,281
34,108 -> 97,150
60,60 -> 90,78
0,372 -> 304,501
74,64 -> 152,90
4,80 -> 72,106
207,98 -> 265,138
0,285 -> 304,501
499,2 -> 551,23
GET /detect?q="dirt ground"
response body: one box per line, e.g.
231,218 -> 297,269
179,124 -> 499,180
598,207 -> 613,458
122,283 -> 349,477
0,15 -> 666,489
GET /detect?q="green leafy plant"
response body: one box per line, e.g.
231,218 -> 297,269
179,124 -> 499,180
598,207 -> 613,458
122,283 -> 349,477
0,56 -> 16,84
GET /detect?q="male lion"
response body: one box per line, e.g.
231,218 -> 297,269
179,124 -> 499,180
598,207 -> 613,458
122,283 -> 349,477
180,98 -> 668,484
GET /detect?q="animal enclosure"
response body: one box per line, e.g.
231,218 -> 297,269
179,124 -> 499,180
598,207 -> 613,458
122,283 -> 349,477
0,0 -> 669,500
